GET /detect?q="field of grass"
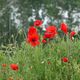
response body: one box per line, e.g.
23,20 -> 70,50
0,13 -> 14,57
0,39 -> 80,80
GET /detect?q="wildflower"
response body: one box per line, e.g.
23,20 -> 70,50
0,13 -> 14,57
27,34 -> 40,47
43,32 -> 55,39
70,31 -> 76,40
34,20 -> 43,27
43,26 -> 57,39
46,26 -> 57,34
60,22 -> 68,34
10,64 -> 18,71
42,39 -> 47,43
26,26 -> 40,47
28,26 -> 37,36
2,64 -> 7,67
61,57 -> 68,62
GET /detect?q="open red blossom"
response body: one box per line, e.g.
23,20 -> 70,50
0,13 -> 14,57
27,34 -> 40,47
28,26 -> 37,35
34,20 -> 43,27
43,26 -> 57,39
70,31 -> 76,40
43,32 -> 55,39
60,22 -> 68,34
10,64 -> 18,71
46,26 -> 57,33
61,57 -> 68,62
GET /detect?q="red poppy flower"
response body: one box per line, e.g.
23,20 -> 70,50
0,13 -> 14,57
60,22 -> 68,34
10,64 -> 18,71
43,32 -> 55,39
70,31 -> 76,40
34,20 -> 43,27
61,57 -> 68,62
43,26 -> 57,39
28,26 -> 37,36
27,34 -> 40,47
42,39 -> 47,43
2,64 -> 7,67
46,26 -> 57,33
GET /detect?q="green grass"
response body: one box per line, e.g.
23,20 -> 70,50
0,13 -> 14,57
0,40 -> 80,80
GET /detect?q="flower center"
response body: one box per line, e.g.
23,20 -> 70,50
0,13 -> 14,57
32,38 -> 36,42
